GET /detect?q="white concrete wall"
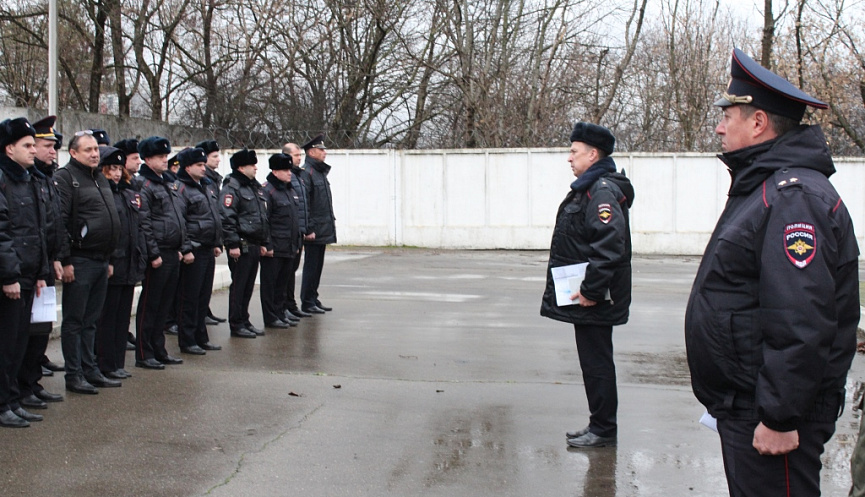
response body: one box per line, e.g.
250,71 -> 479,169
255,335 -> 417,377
58,148 -> 865,254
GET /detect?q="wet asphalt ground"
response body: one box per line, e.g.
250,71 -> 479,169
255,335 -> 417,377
0,249 -> 862,496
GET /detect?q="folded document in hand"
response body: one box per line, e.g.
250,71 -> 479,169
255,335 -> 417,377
551,262 -> 610,306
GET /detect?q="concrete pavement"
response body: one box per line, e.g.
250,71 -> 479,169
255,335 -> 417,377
0,249 -> 861,496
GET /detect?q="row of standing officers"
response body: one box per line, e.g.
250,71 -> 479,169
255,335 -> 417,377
0,117 -> 336,428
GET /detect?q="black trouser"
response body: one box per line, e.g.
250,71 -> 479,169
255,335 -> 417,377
717,417 -> 834,497
136,252 -> 180,361
574,323 -> 617,438
61,257 -> 109,382
0,288 -> 35,412
95,284 -> 134,373
260,255 -> 293,325
284,245 -> 303,312
228,244 -> 260,331
18,331 -> 50,398
300,243 -> 326,309
177,247 -> 214,348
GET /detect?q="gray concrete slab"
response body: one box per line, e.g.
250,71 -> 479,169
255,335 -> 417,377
0,249 -> 861,496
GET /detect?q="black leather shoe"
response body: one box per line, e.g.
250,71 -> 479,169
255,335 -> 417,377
66,378 -> 98,395
290,308 -> 312,318
85,374 -> 121,388
204,316 -> 220,325
156,355 -> 183,365
265,320 -> 290,329
34,389 -> 63,402
566,426 -> 590,439
41,366 -> 54,377
566,432 -> 617,448
164,324 -> 179,336
126,341 -> 136,350
180,345 -> 206,355
315,302 -> 333,312
302,306 -> 326,314
20,394 -> 47,409
116,369 -> 132,378
0,410 -> 29,428
207,312 -> 227,323
283,310 -> 300,322
200,342 -> 222,351
43,360 -> 64,372
230,328 -> 256,338
245,325 -> 265,336
135,358 -> 165,370
13,407 -> 43,422
104,370 -> 126,380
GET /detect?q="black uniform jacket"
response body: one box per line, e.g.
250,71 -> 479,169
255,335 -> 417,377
262,172 -> 301,258
685,125 -> 859,432
289,164 -> 310,235
108,179 -> 146,286
540,157 -> 634,326
133,164 -> 187,261
205,167 -> 223,195
55,158 -> 120,263
33,158 -> 67,262
0,155 -> 50,289
176,169 -> 223,252
220,171 -> 269,248
302,157 -> 336,244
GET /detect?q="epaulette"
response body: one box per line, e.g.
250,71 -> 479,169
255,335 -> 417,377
772,168 -> 808,190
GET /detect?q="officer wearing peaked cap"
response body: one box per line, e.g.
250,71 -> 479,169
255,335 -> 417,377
220,149 -> 269,337
685,48 -> 859,497
299,134 -> 336,314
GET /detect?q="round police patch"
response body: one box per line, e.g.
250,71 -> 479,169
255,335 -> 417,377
598,203 -> 612,224
223,194 -> 233,207
784,222 -> 816,268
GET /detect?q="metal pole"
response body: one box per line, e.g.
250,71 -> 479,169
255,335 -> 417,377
48,0 -> 57,115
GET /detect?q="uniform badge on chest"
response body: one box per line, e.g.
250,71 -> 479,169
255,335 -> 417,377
224,194 -> 233,207
131,193 -> 141,208
784,222 -> 816,268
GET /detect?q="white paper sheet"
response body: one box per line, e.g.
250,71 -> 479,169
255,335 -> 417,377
30,286 -> 57,323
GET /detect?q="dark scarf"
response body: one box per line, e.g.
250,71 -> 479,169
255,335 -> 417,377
570,156 -> 617,193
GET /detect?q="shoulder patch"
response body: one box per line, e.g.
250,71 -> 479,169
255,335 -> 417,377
598,203 -> 612,224
131,193 -> 141,209
784,222 -> 816,268
223,194 -> 233,208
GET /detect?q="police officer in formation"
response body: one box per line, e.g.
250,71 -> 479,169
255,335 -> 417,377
299,134 -> 336,315
0,117 -> 50,427
260,153 -> 301,329
685,48 -> 860,497
134,136 -> 187,369
95,146 -> 145,380
280,142 -> 311,319
174,147 -> 224,355
17,116 -> 66,410
196,139 -> 228,325
220,149 -> 269,338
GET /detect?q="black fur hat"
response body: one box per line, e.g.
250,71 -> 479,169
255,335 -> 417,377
569,122 -> 615,155
99,146 -> 126,167
195,140 -> 220,155
268,153 -> 293,170
113,138 -> 140,156
0,117 -> 36,149
89,129 -> 110,146
138,136 -> 172,158
230,148 -> 257,170
177,147 -> 207,169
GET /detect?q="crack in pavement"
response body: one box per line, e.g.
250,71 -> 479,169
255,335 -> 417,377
202,403 -> 324,495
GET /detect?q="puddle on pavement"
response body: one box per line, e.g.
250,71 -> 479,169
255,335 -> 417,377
622,351 -> 691,386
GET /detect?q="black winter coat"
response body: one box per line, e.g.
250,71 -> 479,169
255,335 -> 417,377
685,125 -> 859,432
540,157 -> 634,326
205,167 -> 223,195
302,157 -> 336,244
134,164 -> 187,261
108,179 -> 146,285
0,155 -> 50,289
33,158 -> 67,262
176,169 -> 223,251
54,158 -> 120,262
289,164 -> 310,235
262,173 -> 301,258
220,171 -> 269,248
